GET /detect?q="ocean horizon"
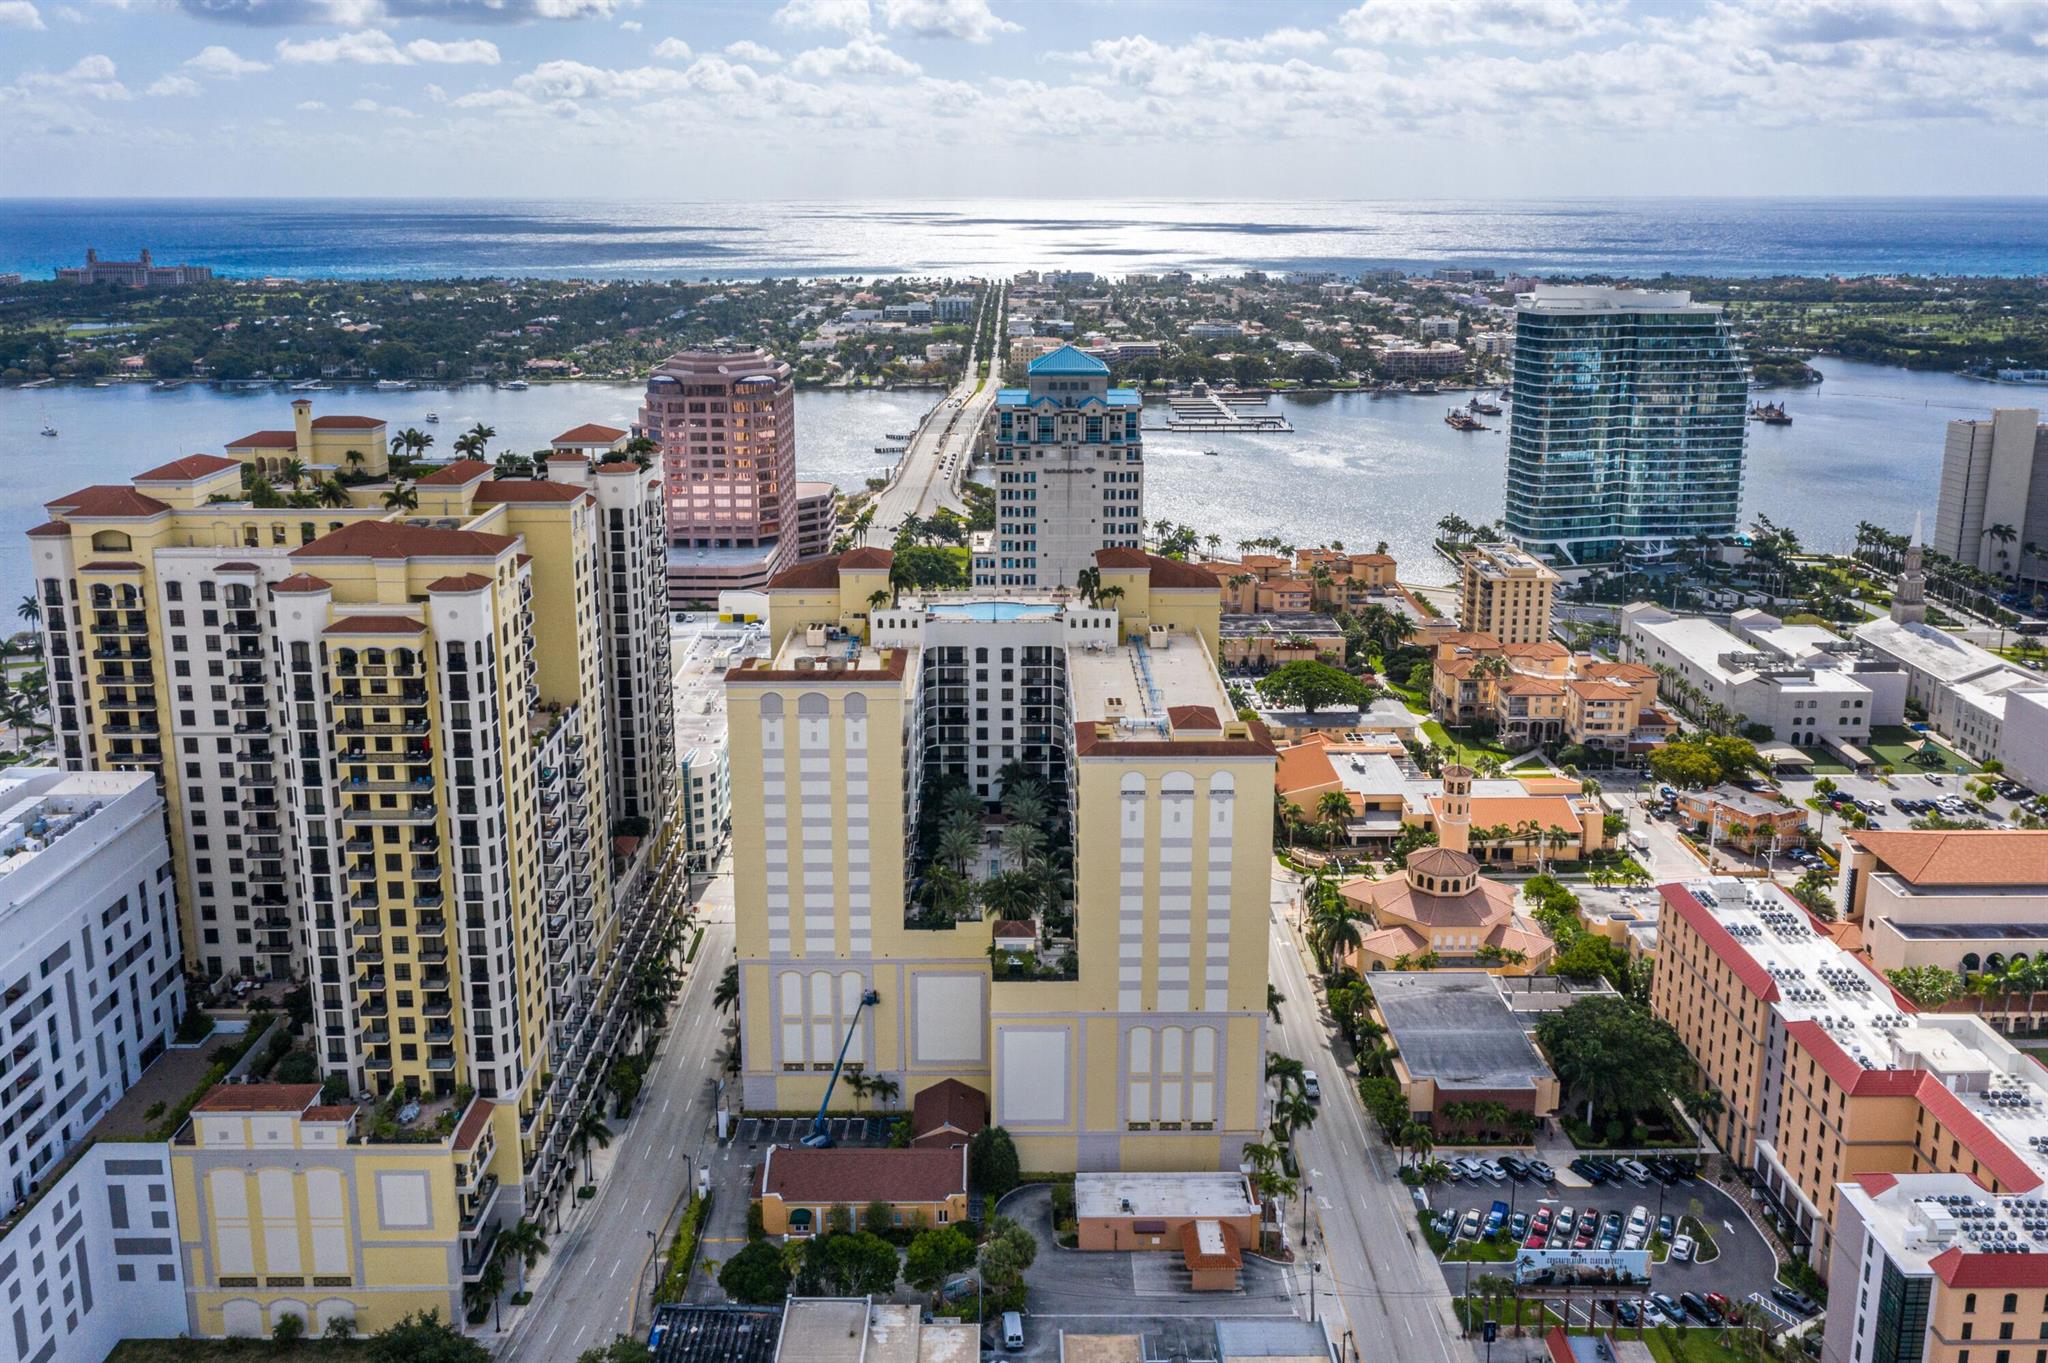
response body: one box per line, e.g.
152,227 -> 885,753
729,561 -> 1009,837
5,196 -> 2047,282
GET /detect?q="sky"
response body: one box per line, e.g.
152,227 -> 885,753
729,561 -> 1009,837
1,0 -> 2046,199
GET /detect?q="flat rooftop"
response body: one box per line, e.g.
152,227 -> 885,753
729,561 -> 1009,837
0,768 -> 154,905
1518,286 -> 1712,314
778,1299 -> 872,1363
1074,1171 -> 1256,1221
650,1305 -> 782,1363
672,615 -> 766,748
1066,633 -> 1234,731
1855,616 -> 2026,686
1371,971 -> 1553,1092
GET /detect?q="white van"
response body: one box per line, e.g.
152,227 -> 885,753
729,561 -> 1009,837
1002,1311 -> 1025,1351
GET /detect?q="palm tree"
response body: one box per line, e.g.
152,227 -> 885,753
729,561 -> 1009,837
343,448 -> 366,472
569,1106 -> 612,1187
713,962 -> 739,1013
315,478 -> 350,508
466,1253 -> 508,1332
935,819 -> 981,877
277,457 -> 308,486
867,589 -> 891,615
977,870 -> 1038,921
381,481 -> 419,512
1075,566 -> 1103,608
1265,1052 -> 1306,1096
1315,790 -> 1353,849
998,821 -> 1043,869
866,1074 -> 900,1112
16,595 -> 40,628
1543,825 -> 1573,873
1984,523 -> 2019,576
623,435 -> 659,471
1272,1088 -> 1317,1145
844,1072 -> 873,1112
495,1217 -> 549,1296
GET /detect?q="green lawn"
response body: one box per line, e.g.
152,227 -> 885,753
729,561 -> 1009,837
1861,724 -> 1977,774
1639,1326 -> 1764,1363
1421,720 -> 1517,764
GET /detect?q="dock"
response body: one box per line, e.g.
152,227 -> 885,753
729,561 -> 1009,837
1163,383 -> 1293,432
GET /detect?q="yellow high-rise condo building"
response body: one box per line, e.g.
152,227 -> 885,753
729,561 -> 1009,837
1457,543 -> 1559,646
25,421 -> 678,1233
726,546 -> 1274,1173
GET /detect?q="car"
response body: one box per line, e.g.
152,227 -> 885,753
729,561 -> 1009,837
1614,1300 -> 1641,1328
1656,1213 -> 1676,1241
1524,1230 -> 1548,1250
1549,1206 -> 1574,1248
1456,1157 -> 1487,1181
1527,1160 -> 1556,1183
1510,1212 -> 1529,1241
1892,797 -> 1916,812
1483,1200 -> 1511,1237
1458,1209 -> 1483,1240
1706,1292 -> 1732,1317
1591,1158 -> 1624,1182
1301,1070 -> 1322,1101
1501,1156 -> 1531,1181
1531,1207 -> 1554,1236
1002,1312 -> 1026,1351
1771,1285 -> 1821,1316
1669,1233 -> 1697,1263
1598,1227 -> 1621,1251
1478,1159 -> 1509,1184
1650,1293 -> 1682,1324
1617,1158 -> 1652,1183
1626,1204 -> 1650,1236
1680,1292 -> 1722,1327
1569,1157 -> 1602,1184
1433,1211 -> 1457,1236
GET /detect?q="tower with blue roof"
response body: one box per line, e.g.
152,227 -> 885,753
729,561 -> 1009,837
972,343 -> 1146,588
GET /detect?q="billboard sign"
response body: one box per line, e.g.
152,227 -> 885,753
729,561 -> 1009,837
1512,1247 -> 1651,1286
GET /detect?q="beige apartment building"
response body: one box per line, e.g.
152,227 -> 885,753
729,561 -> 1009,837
1458,543 -> 1559,646
726,547 -> 1273,1172
24,411 -> 678,1230
1429,631 -> 1672,751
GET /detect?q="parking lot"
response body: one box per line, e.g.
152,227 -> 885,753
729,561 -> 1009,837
1425,1161 -> 1813,1335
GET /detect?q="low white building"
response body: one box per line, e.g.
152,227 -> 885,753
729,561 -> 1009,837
671,615 -> 768,872
2002,686 -> 2048,792
0,768 -> 181,1208
1622,604 -> 1885,746
1851,616 -> 2043,765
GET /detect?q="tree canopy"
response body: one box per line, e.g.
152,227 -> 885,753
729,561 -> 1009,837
1647,733 -> 1764,789
1255,660 -> 1377,714
716,1239 -> 791,1305
364,1312 -> 489,1363
969,1125 -> 1021,1200
904,1224 -> 978,1290
1533,995 -> 1692,1125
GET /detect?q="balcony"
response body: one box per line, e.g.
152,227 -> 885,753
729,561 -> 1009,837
354,945 -> 384,967
412,888 -> 445,909
410,861 -> 443,882
423,993 -> 453,1019
348,803 -> 438,824
416,914 -> 448,937
426,1050 -> 457,1073
409,832 -> 440,853
364,1051 -> 392,1071
418,945 -> 448,967
346,862 -> 376,884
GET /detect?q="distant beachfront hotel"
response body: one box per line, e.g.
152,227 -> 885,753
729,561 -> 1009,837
56,247 -> 214,288
1503,286 -> 1748,567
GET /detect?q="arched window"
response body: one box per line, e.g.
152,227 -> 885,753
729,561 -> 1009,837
90,530 -> 131,552
1963,953 -> 1982,975
788,1208 -> 814,1235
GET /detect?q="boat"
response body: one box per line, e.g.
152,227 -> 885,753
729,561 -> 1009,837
1445,408 -> 1484,431
40,424 -> 57,437
1203,448 -> 1220,456
289,379 -> 331,392
502,379 -> 530,391
1413,381 -> 1439,395
424,412 -> 439,423
1749,401 -> 1792,426
1469,396 -> 1503,416
374,379 -> 414,392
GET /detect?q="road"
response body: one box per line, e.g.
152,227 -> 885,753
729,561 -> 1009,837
862,284 -> 1004,544
497,866 -> 735,1363
1266,865 -> 1475,1363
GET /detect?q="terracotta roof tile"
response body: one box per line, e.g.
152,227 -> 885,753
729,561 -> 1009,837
758,1145 -> 966,1205
214,561 -> 260,573
301,1105 -> 358,1123
546,452 -> 590,463
46,486 -> 172,518
1074,719 -> 1275,759
321,615 -> 427,635
1181,1219 -> 1243,1271
473,481 -> 589,504
136,454 -> 240,481
1845,830 -> 2048,887
415,459 -> 493,487
1659,882 -> 1780,1002
226,430 -> 298,449
26,521 -> 70,538
270,573 -> 331,594
553,423 -> 626,443
595,460 -> 644,475
82,561 -> 144,572
1094,546 -> 1222,589
1930,1245 -> 2048,1288
766,547 -> 892,590
1169,704 -> 1222,731
453,1100 -> 495,1150
310,415 -> 383,429
428,573 -> 493,593
193,1083 -> 320,1114
911,1079 -> 987,1147
292,520 -> 517,562
1274,739 -> 1342,799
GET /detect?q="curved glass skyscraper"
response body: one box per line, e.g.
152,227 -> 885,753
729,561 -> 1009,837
1504,287 -> 1749,566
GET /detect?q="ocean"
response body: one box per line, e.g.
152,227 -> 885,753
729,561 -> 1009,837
0,358 -> 2025,612
4,197 -> 2047,281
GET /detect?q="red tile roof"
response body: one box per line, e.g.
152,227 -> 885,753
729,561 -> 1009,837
595,460 -> 644,475
1916,1076 -> 2042,1192
1095,546 -> 1223,590
553,422 -> 626,443
136,454 -> 240,481
310,415 -> 383,429
1855,1172 -> 1900,1197
766,546 -> 893,590
1169,704 -> 1222,731
428,573 -> 493,593
292,520 -> 517,561
473,481 -> 589,504
193,1083 -> 321,1114
1074,718 -> 1275,760
227,430 -> 298,449
1658,883 -> 1780,1002
453,1099 -> 495,1150
26,521 -> 70,538
758,1145 -> 966,1205
82,561 -> 144,572
301,1105 -> 358,1123
270,573 -> 332,594
546,452 -> 590,463
322,615 -> 427,635
46,486 -> 172,518
1931,1244 -> 2048,1288
415,459 -> 493,487
1846,830 -> 2048,887
911,1079 -> 987,1147
1180,1219 -> 1243,1271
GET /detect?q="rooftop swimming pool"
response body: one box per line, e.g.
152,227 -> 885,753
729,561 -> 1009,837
925,602 -> 1061,622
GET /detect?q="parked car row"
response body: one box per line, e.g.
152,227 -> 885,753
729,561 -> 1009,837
1570,1155 -> 1697,1186
1442,1155 -> 1557,1185
1615,1291 -> 1733,1328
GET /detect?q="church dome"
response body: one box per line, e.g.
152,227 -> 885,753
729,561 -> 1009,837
1406,846 -> 1481,896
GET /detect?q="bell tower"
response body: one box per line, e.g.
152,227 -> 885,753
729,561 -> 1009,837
1440,763 -> 1472,855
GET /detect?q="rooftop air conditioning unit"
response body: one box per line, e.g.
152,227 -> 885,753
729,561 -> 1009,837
805,625 -> 828,648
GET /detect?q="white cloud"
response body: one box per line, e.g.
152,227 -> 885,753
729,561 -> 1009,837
275,30 -> 499,65
403,37 -> 500,65
878,0 -> 1016,43
53,4 -> 83,20
0,0 -> 45,28
774,0 -> 869,36
618,18 -> 638,31
515,58 -> 691,100
185,45 -> 269,77
788,36 -> 917,79
651,36 -> 691,61
147,72 -> 202,96
1338,0 -> 1617,46
349,96 -> 415,117
725,40 -> 782,64
295,98 -> 325,111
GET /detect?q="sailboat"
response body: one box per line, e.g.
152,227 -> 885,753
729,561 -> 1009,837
40,424 -> 57,437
